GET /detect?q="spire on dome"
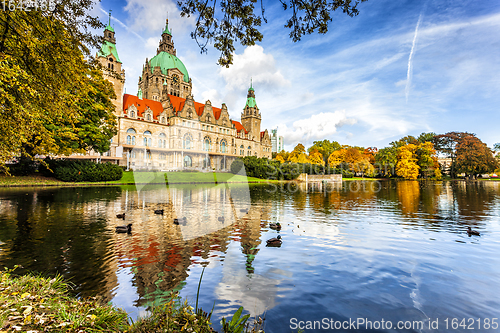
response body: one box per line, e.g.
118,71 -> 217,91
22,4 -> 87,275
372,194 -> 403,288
163,18 -> 172,35
245,83 -> 257,108
105,10 -> 114,32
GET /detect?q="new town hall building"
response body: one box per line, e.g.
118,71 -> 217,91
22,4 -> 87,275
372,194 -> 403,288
94,18 -> 272,170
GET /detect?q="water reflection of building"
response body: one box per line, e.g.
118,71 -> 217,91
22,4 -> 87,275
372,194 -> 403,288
111,184 -> 268,307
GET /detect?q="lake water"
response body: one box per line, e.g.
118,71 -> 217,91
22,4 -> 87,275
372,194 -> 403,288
0,180 -> 499,332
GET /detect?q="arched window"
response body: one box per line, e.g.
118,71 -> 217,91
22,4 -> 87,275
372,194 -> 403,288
144,131 -> 152,147
147,114 -> 151,121
240,145 -> 244,155
132,137 -> 136,145
131,111 -> 135,118
160,117 -> 165,123
203,157 -> 211,169
183,133 -> 193,150
184,155 -> 192,167
126,135 -> 131,145
146,151 -> 152,159
203,137 -> 211,152
220,140 -> 227,153
159,133 -> 166,148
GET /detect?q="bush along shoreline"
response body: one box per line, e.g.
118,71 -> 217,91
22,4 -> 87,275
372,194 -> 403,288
0,267 -> 265,333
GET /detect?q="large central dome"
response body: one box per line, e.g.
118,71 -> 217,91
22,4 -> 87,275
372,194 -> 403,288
149,52 -> 189,83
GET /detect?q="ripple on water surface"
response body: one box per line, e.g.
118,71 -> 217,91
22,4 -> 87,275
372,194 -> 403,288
0,182 -> 499,332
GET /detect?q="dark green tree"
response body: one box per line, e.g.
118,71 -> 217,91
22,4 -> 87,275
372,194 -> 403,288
178,0 -> 369,66
417,132 -> 436,143
374,146 -> 397,177
308,139 -> 341,163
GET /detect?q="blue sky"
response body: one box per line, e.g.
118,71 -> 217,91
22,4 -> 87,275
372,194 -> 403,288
93,0 -> 500,151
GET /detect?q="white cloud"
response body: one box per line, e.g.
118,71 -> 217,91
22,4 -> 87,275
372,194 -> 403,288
201,89 -> 223,107
220,45 -> 291,93
278,111 -> 356,145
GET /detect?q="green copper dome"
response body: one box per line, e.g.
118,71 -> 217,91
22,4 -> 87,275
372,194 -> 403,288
149,52 -> 189,83
105,24 -> 114,33
245,97 -> 257,108
98,41 -> 121,63
163,22 -> 172,35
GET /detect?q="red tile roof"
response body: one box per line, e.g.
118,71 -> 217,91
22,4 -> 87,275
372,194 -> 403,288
123,93 -> 226,123
164,94 -> 222,118
232,120 -> 248,134
123,94 -> 163,119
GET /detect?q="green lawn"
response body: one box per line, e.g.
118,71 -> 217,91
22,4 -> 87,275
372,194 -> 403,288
0,171 -> 275,187
110,171 -> 270,184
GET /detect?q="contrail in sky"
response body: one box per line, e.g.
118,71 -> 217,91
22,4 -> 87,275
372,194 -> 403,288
99,8 -> 146,43
406,9 -> 425,103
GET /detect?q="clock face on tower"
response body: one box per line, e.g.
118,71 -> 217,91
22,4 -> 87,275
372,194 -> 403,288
172,74 -> 179,84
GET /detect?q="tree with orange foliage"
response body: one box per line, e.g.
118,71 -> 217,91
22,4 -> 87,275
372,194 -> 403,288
328,147 -> 375,176
363,147 -> 378,164
455,136 -> 497,178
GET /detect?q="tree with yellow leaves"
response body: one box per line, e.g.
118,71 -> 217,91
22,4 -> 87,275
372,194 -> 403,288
327,149 -> 344,167
288,144 -> 309,163
0,2 -> 117,171
308,149 -> 325,165
396,144 -> 420,180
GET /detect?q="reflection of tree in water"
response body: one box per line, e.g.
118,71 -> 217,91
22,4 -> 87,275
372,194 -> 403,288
419,181 -> 442,216
0,187 -> 121,301
454,181 -> 499,223
397,181 -> 421,215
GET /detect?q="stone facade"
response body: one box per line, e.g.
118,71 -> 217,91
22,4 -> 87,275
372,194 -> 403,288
89,17 -> 272,170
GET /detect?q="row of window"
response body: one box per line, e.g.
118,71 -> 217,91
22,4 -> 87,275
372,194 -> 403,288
127,153 -> 223,169
125,128 -> 263,154
128,111 -> 167,124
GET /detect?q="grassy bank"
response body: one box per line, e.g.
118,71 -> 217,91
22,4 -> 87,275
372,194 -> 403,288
0,268 -> 128,332
0,268 -> 263,332
0,171 -> 277,187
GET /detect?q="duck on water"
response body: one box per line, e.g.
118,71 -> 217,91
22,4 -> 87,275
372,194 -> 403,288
115,223 -> 132,233
266,235 -> 282,247
467,226 -> 480,236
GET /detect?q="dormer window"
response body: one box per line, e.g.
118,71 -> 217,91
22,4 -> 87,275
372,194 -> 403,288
147,114 -> 151,121
130,111 -> 135,118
